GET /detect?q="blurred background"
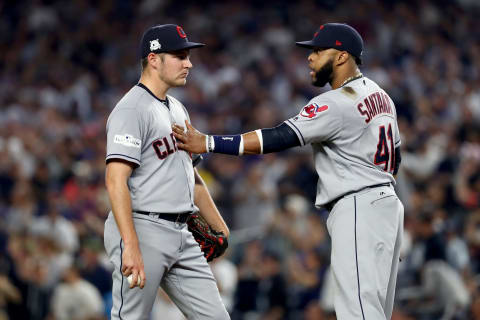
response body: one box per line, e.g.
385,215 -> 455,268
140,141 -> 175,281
0,0 -> 479,319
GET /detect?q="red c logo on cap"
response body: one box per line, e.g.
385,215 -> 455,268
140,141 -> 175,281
176,26 -> 187,38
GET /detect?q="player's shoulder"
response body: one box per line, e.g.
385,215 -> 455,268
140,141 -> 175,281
324,77 -> 387,104
107,87 -> 147,123
360,76 -> 387,92
309,89 -> 342,111
295,92 -> 339,121
110,86 -> 151,113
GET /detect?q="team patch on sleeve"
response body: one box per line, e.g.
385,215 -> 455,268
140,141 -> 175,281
300,103 -> 329,119
114,134 -> 141,148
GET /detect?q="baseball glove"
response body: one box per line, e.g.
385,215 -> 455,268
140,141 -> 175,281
187,215 -> 228,262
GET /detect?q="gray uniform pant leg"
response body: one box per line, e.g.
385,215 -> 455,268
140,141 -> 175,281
326,186 -> 404,320
161,224 -> 230,320
104,212 -> 229,320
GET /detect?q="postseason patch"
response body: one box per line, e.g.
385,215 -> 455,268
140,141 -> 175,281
300,103 -> 329,119
114,134 -> 141,148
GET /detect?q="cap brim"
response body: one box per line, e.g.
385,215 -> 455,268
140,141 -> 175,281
295,40 -> 316,49
171,42 -> 205,51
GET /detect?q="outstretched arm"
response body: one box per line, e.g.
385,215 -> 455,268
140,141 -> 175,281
172,120 -> 300,155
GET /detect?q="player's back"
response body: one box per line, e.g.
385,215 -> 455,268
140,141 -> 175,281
338,76 -> 400,174
307,77 -> 400,206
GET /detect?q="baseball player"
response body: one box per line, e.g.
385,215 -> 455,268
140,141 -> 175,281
103,24 -> 230,320
172,23 -> 404,320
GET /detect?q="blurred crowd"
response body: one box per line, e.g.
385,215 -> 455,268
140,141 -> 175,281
0,0 -> 479,319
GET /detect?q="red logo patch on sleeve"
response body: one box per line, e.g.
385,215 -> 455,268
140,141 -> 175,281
300,103 -> 329,118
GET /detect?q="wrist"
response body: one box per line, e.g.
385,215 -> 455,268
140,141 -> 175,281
210,135 -> 243,155
205,135 -> 214,153
123,238 -> 139,247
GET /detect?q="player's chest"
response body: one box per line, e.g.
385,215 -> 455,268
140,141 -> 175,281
149,103 -> 186,135
146,103 -> 187,160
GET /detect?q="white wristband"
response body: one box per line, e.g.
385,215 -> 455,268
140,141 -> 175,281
239,135 -> 244,156
210,135 -> 215,152
206,135 -> 215,153
255,129 -> 263,154
205,135 -> 210,153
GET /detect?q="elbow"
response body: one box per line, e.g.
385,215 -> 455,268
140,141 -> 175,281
105,175 -> 115,194
105,171 -> 124,194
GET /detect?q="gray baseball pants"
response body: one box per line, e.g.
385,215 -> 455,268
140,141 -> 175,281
327,185 -> 404,320
104,212 -> 230,320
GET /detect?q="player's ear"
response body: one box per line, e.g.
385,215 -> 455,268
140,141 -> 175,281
335,51 -> 350,66
147,53 -> 159,70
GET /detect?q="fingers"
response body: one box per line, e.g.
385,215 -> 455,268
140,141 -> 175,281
185,120 -> 192,129
121,264 -> 131,276
129,270 -> 139,289
125,269 -> 146,289
172,131 -> 186,143
172,124 -> 184,134
139,269 -> 146,289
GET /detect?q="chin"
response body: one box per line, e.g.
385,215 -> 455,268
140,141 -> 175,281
170,79 -> 187,87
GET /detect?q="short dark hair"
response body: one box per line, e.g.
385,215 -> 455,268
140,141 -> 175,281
141,53 -> 164,72
355,56 -> 362,66
141,57 -> 148,71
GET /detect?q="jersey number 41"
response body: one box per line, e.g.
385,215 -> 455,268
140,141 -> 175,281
374,124 -> 395,174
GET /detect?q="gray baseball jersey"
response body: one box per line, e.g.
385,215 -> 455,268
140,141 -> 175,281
285,76 -> 401,207
106,84 -> 197,214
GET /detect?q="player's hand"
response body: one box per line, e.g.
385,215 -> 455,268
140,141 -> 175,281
172,121 -> 207,154
121,242 -> 146,289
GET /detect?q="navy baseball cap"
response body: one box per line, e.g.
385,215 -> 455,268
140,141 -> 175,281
140,24 -> 205,58
296,23 -> 364,60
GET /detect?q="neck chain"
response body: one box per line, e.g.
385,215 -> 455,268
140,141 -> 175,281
340,73 -> 363,87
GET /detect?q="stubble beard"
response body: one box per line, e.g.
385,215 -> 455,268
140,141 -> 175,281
159,72 -> 187,88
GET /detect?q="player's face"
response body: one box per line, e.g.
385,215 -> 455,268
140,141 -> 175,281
308,48 -> 335,87
159,49 -> 193,87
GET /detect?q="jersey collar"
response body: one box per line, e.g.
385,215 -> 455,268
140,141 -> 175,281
340,73 -> 363,88
137,83 -> 170,109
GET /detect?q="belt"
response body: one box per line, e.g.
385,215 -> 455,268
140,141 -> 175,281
135,211 -> 191,223
324,183 -> 392,212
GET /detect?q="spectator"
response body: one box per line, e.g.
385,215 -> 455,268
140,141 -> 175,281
50,266 -> 104,320
0,0 -> 479,318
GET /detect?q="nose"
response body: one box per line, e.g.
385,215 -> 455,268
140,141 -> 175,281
308,52 -> 314,62
185,57 -> 193,69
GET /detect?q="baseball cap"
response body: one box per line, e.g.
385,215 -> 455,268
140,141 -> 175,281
296,23 -> 364,61
140,24 -> 205,58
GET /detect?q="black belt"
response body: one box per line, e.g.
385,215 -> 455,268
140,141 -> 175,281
324,183 -> 392,212
135,211 -> 191,223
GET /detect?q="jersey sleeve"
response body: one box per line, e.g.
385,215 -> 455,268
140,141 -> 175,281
284,97 -> 342,145
389,97 -> 401,147
394,122 -> 401,148
106,108 -> 144,166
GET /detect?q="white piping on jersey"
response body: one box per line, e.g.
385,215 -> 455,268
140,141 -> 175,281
255,129 -> 263,154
